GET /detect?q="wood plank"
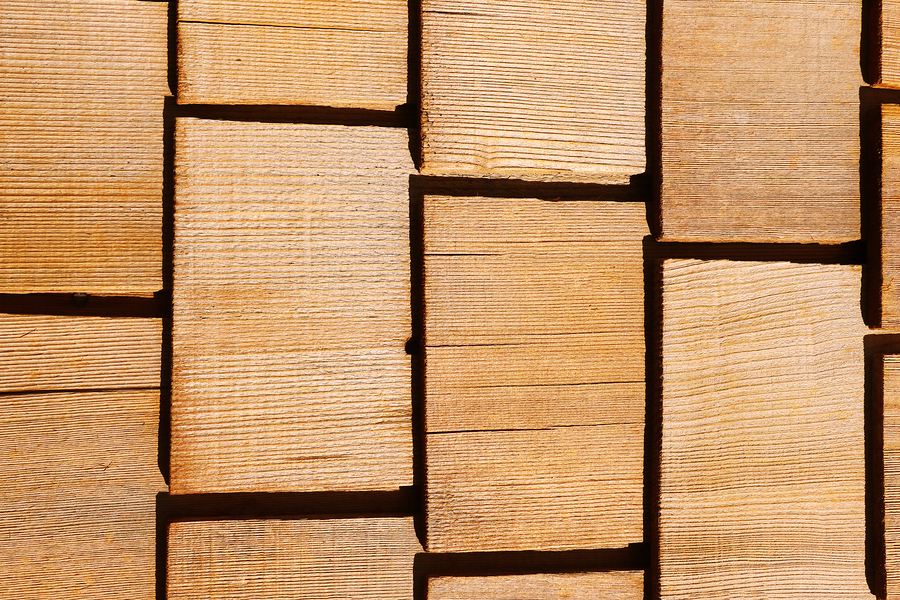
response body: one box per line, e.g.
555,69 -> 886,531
0,314 -> 161,392
659,0 -> 861,243
882,354 -> 900,599
879,0 -> 900,86
0,0 -> 168,292
177,0 -> 407,108
0,390 -> 165,600
428,572 -> 644,600
659,259 -> 870,599
420,0 -> 645,181
167,518 -> 420,600
881,104 -> 900,328
171,119 -> 414,494
424,197 -> 645,551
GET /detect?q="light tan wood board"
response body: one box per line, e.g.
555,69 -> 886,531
424,197 -> 645,552
659,0 -> 862,242
881,104 -> 900,328
168,518 -> 420,600
0,315 -> 164,599
883,354 -> 900,599
879,0 -> 900,86
177,0 -> 407,108
428,572 -> 644,600
659,260 -> 871,599
0,0 -> 168,293
420,0 -> 645,181
171,119 -> 414,494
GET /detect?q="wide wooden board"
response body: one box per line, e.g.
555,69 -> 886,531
420,0 -> 645,181
171,119 -> 414,494
660,260 -> 870,599
177,0 -> 407,108
0,314 -> 164,599
881,104 -> 900,328
424,197 -> 646,551
428,572 -> 644,600
883,354 -> 900,599
167,518 -> 420,600
0,0 -> 168,292
659,0 -> 862,242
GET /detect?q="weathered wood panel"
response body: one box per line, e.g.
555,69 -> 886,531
660,260 -> 870,599
424,197 -> 645,551
420,0 -> 645,181
659,0 -> 861,242
167,518 -> 420,600
883,354 -> 900,599
177,0 -> 407,108
0,0 -> 168,292
881,104 -> 900,328
428,572 -> 644,600
171,119 -> 414,494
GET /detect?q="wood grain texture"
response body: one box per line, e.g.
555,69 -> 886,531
420,0 -> 645,181
177,0 -> 407,108
167,518 -> 420,600
0,0 -> 168,292
0,314 -> 161,392
0,314 -> 164,598
659,0 -> 862,242
171,119 -> 414,494
880,0 -> 900,86
882,104 -> 900,328
428,572 -> 644,600
424,197 -> 646,552
883,354 -> 900,599
660,260 -> 871,599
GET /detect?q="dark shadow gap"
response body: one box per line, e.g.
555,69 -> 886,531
643,255 -> 663,600
157,488 -> 419,522
0,292 -> 166,318
171,104 -> 413,127
862,85 -> 886,328
409,176 -> 427,547
158,95 -> 176,489
863,0 -> 881,86
407,0 -> 423,170
410,174 -> 649,203
643,238 -> 865,265
864,333 -> 899,599
412,544 -> 647,600
646,0 -> 663,240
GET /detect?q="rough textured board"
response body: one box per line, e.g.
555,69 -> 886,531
0,314 -> 161,392
659,0 -> 862,242
177,0 -> 407,108
167,518 -> 420,600
420,0 -> 645,181
880,0 -> 900,86
882,105 -> 900,328
0,390 -> 165,600
171,119 -> 414,494
428,572 -> 644,600
660,260 -> 870,599
884,354 -> 900,599
0,0 -> 168,292
424,197 -> 646,552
